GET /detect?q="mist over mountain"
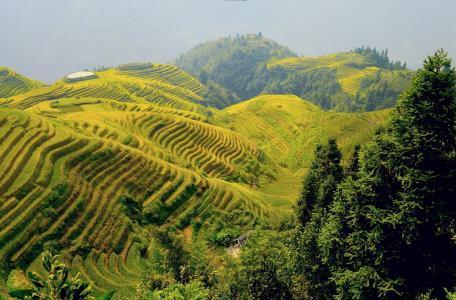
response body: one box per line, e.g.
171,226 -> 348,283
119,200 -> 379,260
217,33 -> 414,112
1,0 -> 455,83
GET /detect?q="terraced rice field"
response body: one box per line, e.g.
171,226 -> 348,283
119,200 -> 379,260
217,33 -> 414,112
0,67 -> 44,98
268,52 -> 405,95
0,105 -> 269,294
0,64 -> 388,297
214,94 -> 389,206
338,66 -> 380,95
3,65 -> 205,112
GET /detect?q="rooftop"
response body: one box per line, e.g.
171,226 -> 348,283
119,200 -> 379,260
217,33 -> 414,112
65,71 -> 95,80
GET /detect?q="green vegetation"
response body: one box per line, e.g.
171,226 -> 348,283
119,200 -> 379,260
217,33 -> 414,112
0,37 -> 453,299
316,49 -> 456,298
175,34 -> 297,107
0,67 -> 43,99
176,35 -> 412,111
353,46 -> 407,70
6,270 -> 34,299
9,250 -> 93,299
138,281 -> 209,300
213,50 -> 456,299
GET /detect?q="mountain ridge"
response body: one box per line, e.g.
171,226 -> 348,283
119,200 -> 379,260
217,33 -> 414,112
175,35 -> 413,111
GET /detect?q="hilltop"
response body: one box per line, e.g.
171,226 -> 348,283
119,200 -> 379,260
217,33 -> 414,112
0,67 -> 44,98
176,36 -> 413,111
175,34 -> 297,107
0,62 -> 389,298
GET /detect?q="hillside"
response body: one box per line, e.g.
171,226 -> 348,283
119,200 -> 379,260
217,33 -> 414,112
0,67 -> 44,98
265,50 -> 413,111
214,94 -> 389,207
0,64 -> 388,298
175,34 -> 297,107
176,37 -> 412,111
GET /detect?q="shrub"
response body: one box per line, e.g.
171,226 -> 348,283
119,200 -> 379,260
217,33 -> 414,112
148,281 -> 209,300
210,228 -> 240,247
26,250 -> 92,299
7,270 -> 34,299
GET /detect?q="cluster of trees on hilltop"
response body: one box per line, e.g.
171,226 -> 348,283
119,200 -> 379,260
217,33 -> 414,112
354,70 -> 413,111
175,34 -> 297,106
354,46 -> 407,70
263,67 -> 347,110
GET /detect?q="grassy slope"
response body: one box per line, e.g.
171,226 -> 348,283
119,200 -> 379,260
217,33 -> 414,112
214,94 -> 389,208
268,52 -> 412,96
0,67 -> 44,99
0,64 -> 388,297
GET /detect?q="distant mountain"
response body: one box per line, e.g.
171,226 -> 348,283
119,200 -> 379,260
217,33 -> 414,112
265,49 -> 413,111
175,34 -> 297,107
0,67 -> 44,98
176,36 -> 413,111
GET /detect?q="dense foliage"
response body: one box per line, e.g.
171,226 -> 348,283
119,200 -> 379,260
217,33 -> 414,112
263,58 -> 413,112
318,49 -> 456,298
263,67 -> 345,110
353,46 -> 407,70
175,34 -> 296,107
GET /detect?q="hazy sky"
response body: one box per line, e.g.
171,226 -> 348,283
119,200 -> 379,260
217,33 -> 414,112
1,0 -> 455,82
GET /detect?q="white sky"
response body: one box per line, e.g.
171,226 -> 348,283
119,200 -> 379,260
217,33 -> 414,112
1,0 -> 455,82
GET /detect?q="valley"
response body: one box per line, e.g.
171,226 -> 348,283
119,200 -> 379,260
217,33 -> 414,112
0,60 -> 388,297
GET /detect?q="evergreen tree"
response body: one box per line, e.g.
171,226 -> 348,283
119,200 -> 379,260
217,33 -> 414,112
296,138 -> 344,226
346,144 -> 361,179
320,50 -> 456,299
294,138 -> 344,298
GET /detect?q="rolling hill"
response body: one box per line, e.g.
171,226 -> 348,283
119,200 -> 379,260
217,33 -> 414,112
265,50 -> 413,111
0,63 -> 389,298
176,36 -> 413,111
175,34 -> 297,107
0,67 -> 44,99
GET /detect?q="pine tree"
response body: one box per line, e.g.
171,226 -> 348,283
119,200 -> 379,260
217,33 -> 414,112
319,50 -> 456,298
296,138 -> 344,226
346,144 -> 361,179
294,138 -> 344,298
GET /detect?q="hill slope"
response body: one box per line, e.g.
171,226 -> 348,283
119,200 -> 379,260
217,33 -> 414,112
3,63 -> 206,113
214,94 -> 389,207
175,34 -> 297,107
0,64 -> 388,298
265,50 -> 413,111
0,67 -> 44,98
176,37 -> 412,111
